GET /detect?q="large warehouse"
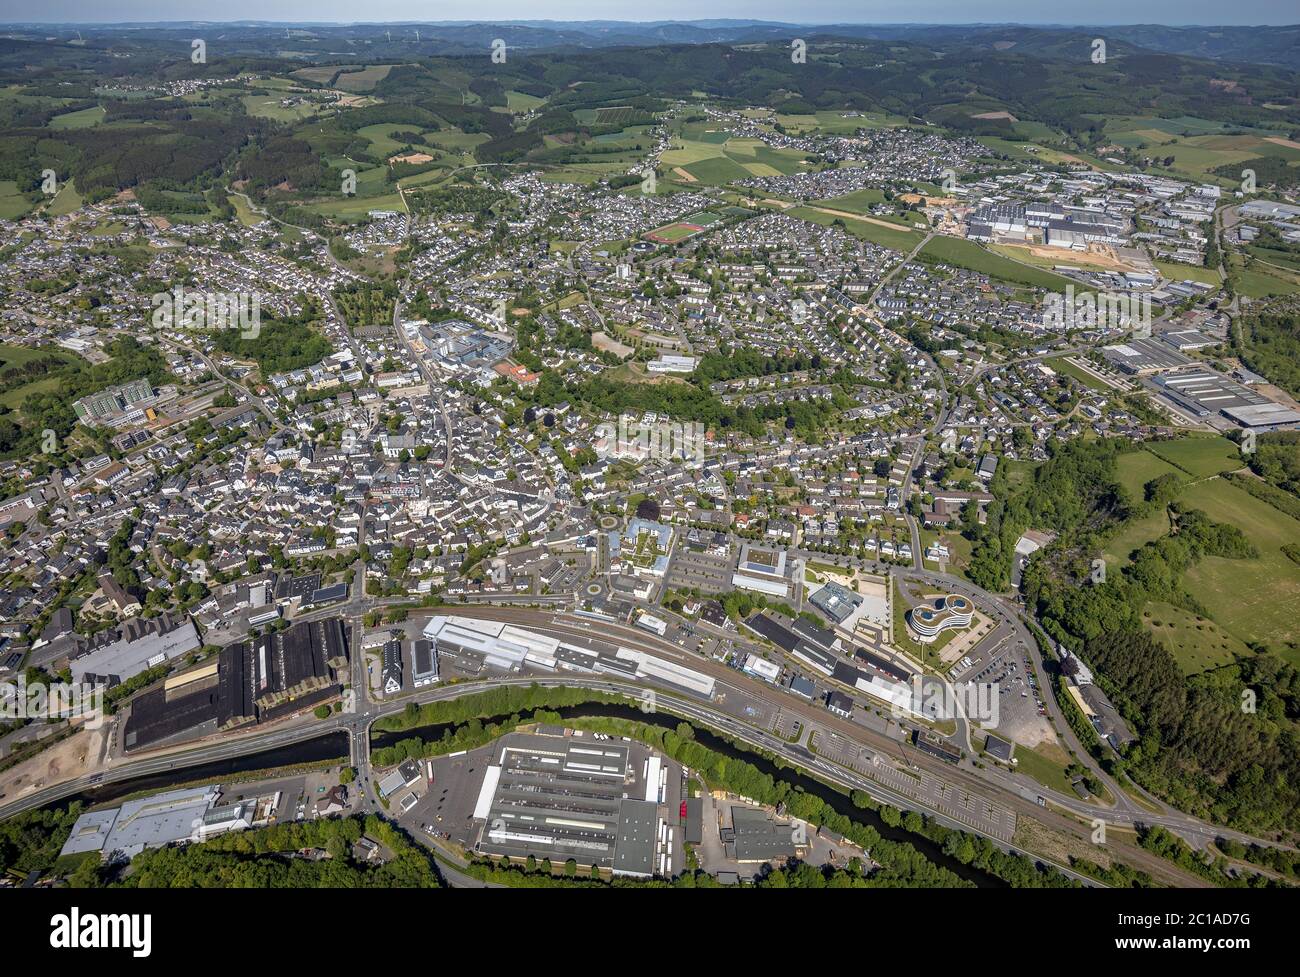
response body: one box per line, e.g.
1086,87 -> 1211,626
1153,369 -> 1300,428
471,733 -> 668,877
423,615 -> 715,698
123,617 -> 349,750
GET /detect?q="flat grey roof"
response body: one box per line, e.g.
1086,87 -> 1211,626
612,799 -> 658,877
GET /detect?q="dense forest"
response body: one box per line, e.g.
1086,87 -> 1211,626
1086,631 -> 1300,835
960,437 -> 1300,834
1237,311 -> 1300,400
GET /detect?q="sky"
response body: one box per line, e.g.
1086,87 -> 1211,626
0,1 -> 1296,26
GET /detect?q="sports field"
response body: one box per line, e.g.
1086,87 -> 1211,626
644,221 -> 705,243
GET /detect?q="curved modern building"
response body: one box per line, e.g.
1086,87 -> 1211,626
906,594 -> 974,642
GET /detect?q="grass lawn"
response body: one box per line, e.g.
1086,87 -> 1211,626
1011,742 -> 1077,796
48,105 -> 105,129
47,181 -> 82,216
1155,260 -> 1221,286
0,180 -> 32,220
1000,458 -> 1040,492
787,205 -> 924,252
919,236 -> 1074,291
1045,355 -> 1111,392
1142,601 -> 1251,675
1179,477 -> 1300,660
1144,436 -> 1242,478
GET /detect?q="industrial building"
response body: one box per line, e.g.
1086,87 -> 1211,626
1153,369 -> 1300,428
1101,338 -> 1194,375
68,612 -> 201,686
724,806 -> 805,863
58,784 -> 264,861
471,733 -> 670,876
123,617 -> 349,750
422,615 -> 715,699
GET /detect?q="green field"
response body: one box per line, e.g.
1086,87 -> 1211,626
306,191 -> 405,220
505,90 -> 545,112
775,110 -> 905,135
231,193 -> 267,227
919,236 -> 1074,290
48,105 -> 105,129
425,130 -> 490,153
0,180 -> 32,220
241,93 -> 320,122
816,188 -> 887,213
1144,436 -> 1242,478
0,343 -> 81,409
1044,355 -> 1111,392
1228,253 -> 1300,298
47,181 -> 82,216
1155,260 -> 1221,286
1113,446 -> 1183,499
1143,601 -> 1252,675
787,205 -> 925,252
1179,477 -> 1300,660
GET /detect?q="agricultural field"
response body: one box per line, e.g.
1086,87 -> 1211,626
593,106 -> 641,126
306,190 -> 406,221
786,205 -> 924,252
1155,260 -> 1221,286
1103,115 -> 1300,183
48,105 -> 105,129
661,130 -> 810,186
919,236 -> 1074,290
505,90 -> 546,113
1178,476 -> 1300,662
816,188 -> 887,213
1143,436 -> 1242,478
241,93 -> 320,122
425,130 -> 491,154
1142,601 -> 1253,675
774,110 -> 904,135
0,180 -> 32,220
334,65 -> 395,93
291,65 -> 347,85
